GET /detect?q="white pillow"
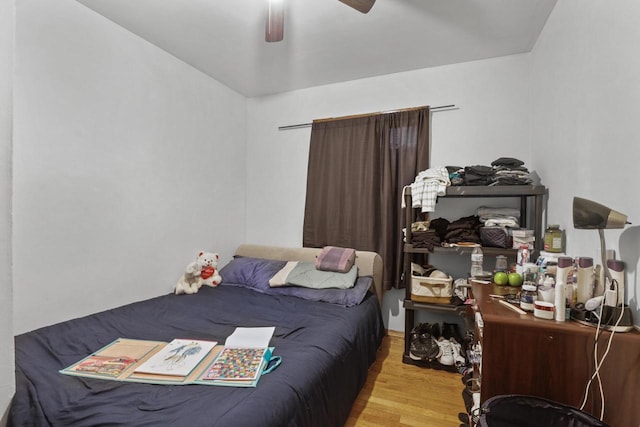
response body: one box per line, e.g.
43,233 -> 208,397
268,261 -> 299,287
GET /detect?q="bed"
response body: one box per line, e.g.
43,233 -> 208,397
9,244 -> 385,427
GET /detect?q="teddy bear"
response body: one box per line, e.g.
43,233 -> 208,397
175,251 -> 221,295
197,251 -> 222,288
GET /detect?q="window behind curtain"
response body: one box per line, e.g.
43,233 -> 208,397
303,107 -> 430,292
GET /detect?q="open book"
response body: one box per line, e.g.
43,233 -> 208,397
60,330 -> 280,387
133,339 -> 218,377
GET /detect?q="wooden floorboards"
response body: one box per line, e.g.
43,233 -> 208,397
345,331 -> 466,427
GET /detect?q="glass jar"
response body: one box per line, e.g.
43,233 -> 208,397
523,263 -> 538,287
520,284 -> 537,312
494,255 -> 508,273
544,225 -> 563,253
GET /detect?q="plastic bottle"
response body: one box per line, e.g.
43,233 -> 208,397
576,257 -> 594,304
556,257 -> 572,285
556,256 -> 573,307
554,276 -> 566,322
471,245 -> 484,277
516,246 -> 530,275
607,259 -> 625,304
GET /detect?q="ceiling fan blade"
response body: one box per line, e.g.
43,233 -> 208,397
338,0 -> 376,14
265,0 -> 284,42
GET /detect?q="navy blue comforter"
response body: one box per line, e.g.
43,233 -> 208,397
9,284 -> 384,427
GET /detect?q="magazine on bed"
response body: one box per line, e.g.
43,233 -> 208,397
60,330 -> 281,387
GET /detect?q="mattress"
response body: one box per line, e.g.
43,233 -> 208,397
9,280 -> 384,426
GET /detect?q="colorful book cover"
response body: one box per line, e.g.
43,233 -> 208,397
202,347 -> 267,381
72,355 -> 137,377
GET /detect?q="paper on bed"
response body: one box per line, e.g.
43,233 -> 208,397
225,327 -> 275,348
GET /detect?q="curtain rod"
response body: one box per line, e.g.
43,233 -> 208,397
278,104 -> 457,131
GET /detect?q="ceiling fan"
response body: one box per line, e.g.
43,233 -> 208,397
266,0 -> 376,42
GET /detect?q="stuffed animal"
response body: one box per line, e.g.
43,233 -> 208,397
198,251 -> 221,288
175,251 -> 221,295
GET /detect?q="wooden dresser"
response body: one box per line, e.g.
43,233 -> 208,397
471,282 -> 640,427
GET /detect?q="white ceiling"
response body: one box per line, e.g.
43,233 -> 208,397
75,0 -> 557,98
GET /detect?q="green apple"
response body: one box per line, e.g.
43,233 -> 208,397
508,272 -> 523,287
493,272 -> 508,286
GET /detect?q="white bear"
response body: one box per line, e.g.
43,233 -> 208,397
175,251 -> 221,295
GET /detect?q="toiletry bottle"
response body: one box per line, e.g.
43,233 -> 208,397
556,257 -> 572,287
576,257 -> 594,304
607,259 -> 625,304
554,276 -> 566,322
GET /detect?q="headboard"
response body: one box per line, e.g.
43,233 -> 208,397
234,244 -> 384,303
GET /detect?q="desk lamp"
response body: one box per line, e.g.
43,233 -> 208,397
572,196 -> 632,330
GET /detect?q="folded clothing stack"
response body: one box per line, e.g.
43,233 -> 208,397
411,230 -> 441,250
490,157 -> 533,185
429,217 -> 450,241
446,158 -> 534,186
511,229 -> 535,249
444,215 -> 482,244
463,165 -> 494,186
476,206 -> 520,228
427,216 -> 482,245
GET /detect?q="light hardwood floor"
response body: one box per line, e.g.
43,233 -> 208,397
345,331 -> 467,427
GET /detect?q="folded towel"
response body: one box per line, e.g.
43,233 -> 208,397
315,246 -> 356,273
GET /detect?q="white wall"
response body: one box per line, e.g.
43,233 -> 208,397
247,1 -> 640,332
531,0 -> 640,325
0,0 -> 14,421
12,0 -> 247,334
246,54 -> 535,330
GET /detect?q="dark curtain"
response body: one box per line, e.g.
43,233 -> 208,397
303,107 -> 430,292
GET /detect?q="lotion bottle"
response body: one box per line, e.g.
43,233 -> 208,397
556,257 -> 573,285
576,257 -> 594,304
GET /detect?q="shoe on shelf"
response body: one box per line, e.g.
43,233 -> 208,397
437,337 -> 454,366
449,337 -> 467,365
442,322 -> 462,342
431,322 -> 442,340
409,323 -> 441,361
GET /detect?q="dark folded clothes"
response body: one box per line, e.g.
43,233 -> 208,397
447,215 -> 481,231
443,215 -> 481,244
411,230 -> 441,250
491,157 -> 525,168
464,165 -> 495,186
429,217 -> 450,240
465,165 -> 494,176
448,233 -> 481,244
